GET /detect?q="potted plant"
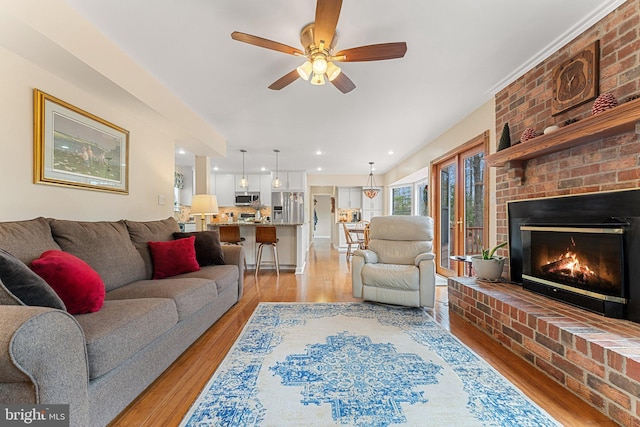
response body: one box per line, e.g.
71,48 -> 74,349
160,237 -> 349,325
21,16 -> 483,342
471,241 -> 508,281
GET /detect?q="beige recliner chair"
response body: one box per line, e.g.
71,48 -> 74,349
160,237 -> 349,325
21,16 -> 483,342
352,215 -> 436,308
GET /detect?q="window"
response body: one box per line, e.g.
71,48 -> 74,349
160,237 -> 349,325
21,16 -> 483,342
391,186 -> 412,215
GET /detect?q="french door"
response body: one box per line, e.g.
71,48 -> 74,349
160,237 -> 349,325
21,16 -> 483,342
431,131 -> 489,277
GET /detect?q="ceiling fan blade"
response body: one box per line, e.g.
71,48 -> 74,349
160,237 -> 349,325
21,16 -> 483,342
334,42 -> 407,62
330,72 -> 355,94
231,31 -> 304,56
314,0 -> 342,48
268,70 -> 300,90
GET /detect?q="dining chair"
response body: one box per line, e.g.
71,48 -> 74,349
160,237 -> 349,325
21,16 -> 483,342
342,222 -> 364,259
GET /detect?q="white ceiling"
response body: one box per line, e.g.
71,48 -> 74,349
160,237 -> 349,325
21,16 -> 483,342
64,0 -> 623,177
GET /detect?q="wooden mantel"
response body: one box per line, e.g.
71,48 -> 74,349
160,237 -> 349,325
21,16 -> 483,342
486,97 -> 640,169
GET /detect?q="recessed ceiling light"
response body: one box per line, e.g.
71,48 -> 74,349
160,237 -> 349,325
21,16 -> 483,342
178,148 -> 186,155
387,150 -> 394,155
317,167 -> 322,171
261,166 -> 266,171
315,150 -> 322,155
213,166 -> 219,171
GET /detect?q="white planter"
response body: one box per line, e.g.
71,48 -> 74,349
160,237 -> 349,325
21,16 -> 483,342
471,255 -> 506,281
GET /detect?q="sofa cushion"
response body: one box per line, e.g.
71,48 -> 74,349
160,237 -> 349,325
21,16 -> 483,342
173,231 -> 225,266
362,264 -> 420,291
0,249 -> 66,309
148,237 -> 200,279
0,217 -> 62,264
178,264 -> 239,295
48,219 -> 147,292
105,277 -> 217,321
74,298 -> 178,379
30,250 -> 105,314
125,218 -> 181,279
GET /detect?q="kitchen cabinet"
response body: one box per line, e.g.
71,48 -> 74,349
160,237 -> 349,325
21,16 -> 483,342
235,173 -> 261,192
212,174 -> 235,206
362,189 -> 383,211
271,171 -> 306,191
259,175 -> 272,207
337,187 -> 362,209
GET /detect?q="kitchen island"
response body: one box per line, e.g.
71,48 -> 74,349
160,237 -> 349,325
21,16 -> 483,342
210,222 -> 308,274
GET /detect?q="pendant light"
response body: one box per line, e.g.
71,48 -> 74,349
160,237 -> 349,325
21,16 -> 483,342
272,149 -> 281,188
239,149 -> 248,189
363,162 -> 379,199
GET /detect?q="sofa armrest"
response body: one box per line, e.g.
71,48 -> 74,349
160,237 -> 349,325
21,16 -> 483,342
415,252 -> 435,265
352,250 -> 378,299
222,245 -> 245,296
0,306 -> 89,427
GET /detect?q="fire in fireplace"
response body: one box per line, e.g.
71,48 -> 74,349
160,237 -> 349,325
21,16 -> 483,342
520,222 -> 626,318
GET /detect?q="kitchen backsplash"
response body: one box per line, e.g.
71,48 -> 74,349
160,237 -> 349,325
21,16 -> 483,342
174,205 -> 271,223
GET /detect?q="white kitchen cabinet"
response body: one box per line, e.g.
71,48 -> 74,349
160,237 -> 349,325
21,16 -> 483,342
213,174 -> 235,207
235,173 -> 261,192
271,171 -> 306,191
259,175 -> 271,207
337,187 -> 362,209
362,189 -> 383,211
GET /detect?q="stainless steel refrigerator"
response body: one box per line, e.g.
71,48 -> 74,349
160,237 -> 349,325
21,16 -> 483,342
271,191 -> 304,224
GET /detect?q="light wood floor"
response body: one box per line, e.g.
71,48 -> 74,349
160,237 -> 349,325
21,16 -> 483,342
110,238 -> 616,426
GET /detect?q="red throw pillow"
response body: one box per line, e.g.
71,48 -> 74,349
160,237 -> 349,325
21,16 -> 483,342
148,236 -> 200,279
30,250 -> 105,314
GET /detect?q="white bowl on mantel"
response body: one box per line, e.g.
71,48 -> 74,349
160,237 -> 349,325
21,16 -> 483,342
543,125 -> 560,134
471,255 -> 506,281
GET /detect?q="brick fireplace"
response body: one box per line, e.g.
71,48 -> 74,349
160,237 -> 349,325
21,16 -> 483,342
449,1 -> 640,425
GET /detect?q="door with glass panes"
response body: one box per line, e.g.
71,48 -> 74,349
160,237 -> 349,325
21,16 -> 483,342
431,132 -> 488,277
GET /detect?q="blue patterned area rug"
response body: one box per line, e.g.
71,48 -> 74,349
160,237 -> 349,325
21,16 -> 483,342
180,303 -> 559,427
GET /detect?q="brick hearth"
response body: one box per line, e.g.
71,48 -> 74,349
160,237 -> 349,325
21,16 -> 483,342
448,277 -> 640,426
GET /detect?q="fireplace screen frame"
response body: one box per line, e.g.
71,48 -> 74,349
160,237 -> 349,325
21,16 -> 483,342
520,221 -> 628,318
521,224 -> 626,303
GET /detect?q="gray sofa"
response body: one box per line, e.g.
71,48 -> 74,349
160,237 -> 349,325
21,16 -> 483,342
0,217 -> 244,427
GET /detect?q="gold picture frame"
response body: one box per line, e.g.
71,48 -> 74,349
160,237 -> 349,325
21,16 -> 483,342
34,89 -> 129,194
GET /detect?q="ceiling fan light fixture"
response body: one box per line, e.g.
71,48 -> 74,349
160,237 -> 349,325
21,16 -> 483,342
312,56 -> 328,75
326,61 -> 341,81
311,72 -> 326,85
296,61 -> 313,80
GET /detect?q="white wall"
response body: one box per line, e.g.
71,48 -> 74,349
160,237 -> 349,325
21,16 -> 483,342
381,99 -> 498,245
0,46 -> 175,221
383,99 -> 496,184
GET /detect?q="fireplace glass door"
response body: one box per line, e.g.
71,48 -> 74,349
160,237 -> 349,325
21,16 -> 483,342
521,225 -> 625,302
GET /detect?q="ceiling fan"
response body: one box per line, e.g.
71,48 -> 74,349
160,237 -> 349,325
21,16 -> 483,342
231,0 -> 407,93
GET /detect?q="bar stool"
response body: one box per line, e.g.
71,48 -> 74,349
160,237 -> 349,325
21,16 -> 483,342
255,225 -> 279,276
218,225 -> 247,270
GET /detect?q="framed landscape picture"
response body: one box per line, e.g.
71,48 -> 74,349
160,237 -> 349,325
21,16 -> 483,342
34,89 -> 129,194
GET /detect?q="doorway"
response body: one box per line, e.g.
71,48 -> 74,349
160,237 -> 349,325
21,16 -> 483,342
313,195 -> 332,239
431,131 -> 489,277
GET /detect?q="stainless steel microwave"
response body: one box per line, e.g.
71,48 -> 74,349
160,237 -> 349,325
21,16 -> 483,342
235,192 -> 260,206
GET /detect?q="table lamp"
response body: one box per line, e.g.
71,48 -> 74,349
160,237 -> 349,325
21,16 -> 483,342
191,194 -> 219,231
